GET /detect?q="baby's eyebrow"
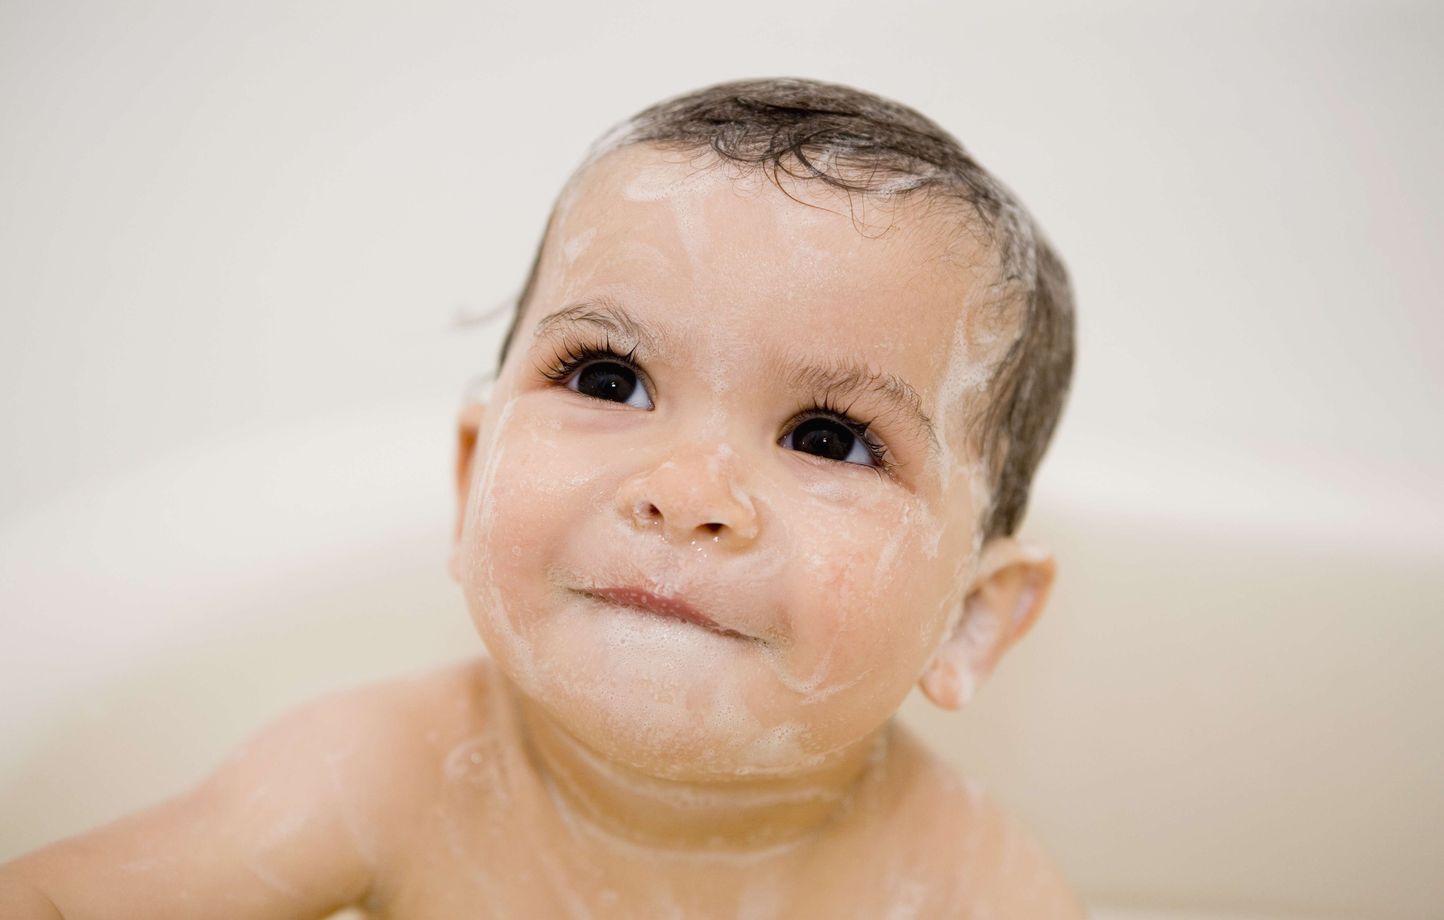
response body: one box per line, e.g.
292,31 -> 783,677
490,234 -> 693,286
532,298 -> 941,457
532,298 -> 661,354
781,357 -> 941,457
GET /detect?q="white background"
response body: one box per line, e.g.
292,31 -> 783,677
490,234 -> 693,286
2,2 -> 1441,918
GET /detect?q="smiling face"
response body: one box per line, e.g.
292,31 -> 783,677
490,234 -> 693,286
456,144 -> 1021,782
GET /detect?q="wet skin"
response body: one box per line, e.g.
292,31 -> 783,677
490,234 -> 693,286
0,144 -> 1082,919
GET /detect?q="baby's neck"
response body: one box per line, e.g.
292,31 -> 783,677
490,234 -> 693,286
507,681 -> 893,857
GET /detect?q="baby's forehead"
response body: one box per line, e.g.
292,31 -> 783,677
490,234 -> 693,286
555,145 -> 961,262
536,144 -> 1017,415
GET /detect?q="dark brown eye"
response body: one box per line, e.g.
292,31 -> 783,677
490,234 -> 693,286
781,415 -> 884,468
567,360 -> 652,409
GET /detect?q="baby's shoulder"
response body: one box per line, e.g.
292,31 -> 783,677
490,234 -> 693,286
881,724 -> 1088,918
321,653 -> 503,772
0,658 -> 506,919
337,654 -> 498,737
273,655 -> 492,755
275,656 -> 505,838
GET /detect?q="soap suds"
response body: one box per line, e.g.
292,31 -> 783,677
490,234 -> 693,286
445,145 -> 1031,911
621,161 -> 717,283
562,227 -> 597,268
465,395 -> 547,697
324,746 -> 379,869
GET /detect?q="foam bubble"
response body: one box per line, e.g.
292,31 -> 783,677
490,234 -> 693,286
561,226 -> 596,269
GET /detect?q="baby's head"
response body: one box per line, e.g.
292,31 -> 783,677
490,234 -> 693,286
452,77 -> 1074,782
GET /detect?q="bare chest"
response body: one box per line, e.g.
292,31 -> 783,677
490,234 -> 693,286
354,663 -> 1040,918
363,779 -> 990,920
369,847 -> 978,920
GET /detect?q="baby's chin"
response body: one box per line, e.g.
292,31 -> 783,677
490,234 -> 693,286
473,592 -> 847,780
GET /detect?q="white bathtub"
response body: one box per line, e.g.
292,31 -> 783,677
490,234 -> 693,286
1,399 -> 1437,919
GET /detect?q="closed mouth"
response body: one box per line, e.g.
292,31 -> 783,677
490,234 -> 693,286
576,586 -> 751,640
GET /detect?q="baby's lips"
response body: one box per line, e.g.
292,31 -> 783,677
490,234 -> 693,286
575,584 -> 755,640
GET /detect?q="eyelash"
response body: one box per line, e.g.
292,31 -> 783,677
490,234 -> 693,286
533,336 -> 898,478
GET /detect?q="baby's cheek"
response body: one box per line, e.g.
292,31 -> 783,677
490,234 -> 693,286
846,499 -> 944,662
470,408 -> 611,564
777,490 -> 942,704
461,403 -> 609,685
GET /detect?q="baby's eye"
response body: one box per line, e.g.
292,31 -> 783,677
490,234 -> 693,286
780,414 -> 890,471
562,356 -> 654,409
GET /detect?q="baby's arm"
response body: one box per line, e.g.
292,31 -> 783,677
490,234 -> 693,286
0,685 -> 385,920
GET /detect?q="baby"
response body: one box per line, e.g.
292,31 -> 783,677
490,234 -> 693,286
1,77 -> 1082,918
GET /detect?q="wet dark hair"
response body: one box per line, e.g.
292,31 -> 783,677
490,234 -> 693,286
491,77 -> 1075,542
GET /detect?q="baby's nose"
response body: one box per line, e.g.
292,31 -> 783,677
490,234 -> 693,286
614,445 -> 760,547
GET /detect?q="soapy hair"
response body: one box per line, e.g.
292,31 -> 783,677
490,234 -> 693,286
490,77 -> 1075,542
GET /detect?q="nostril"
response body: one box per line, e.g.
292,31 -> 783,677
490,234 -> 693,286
701,522 -> 724,535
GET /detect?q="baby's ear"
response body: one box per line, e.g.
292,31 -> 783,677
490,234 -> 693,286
918,537 -> 1057,710
448,400 -> 488,583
